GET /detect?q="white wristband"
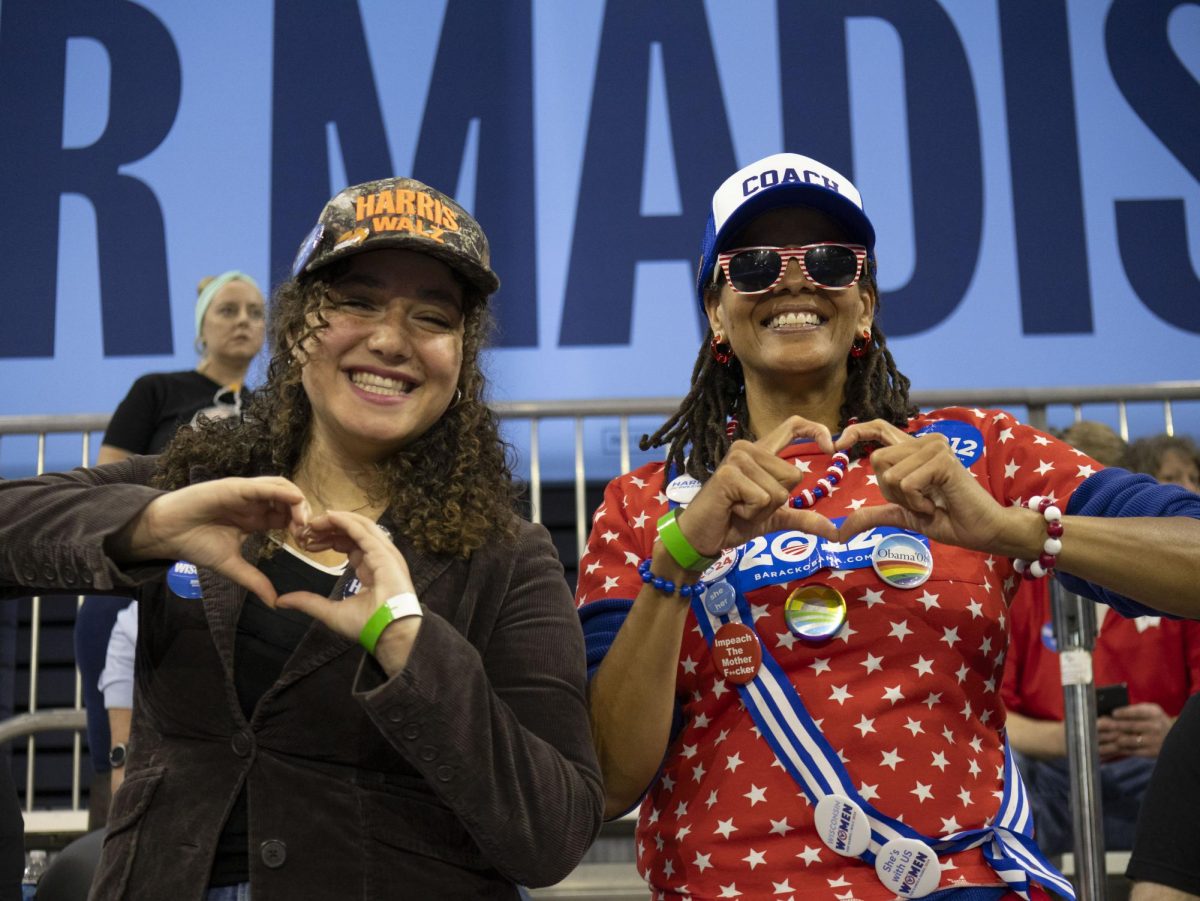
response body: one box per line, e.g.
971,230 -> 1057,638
382,592 -> 422,620
359,592 -> 423,654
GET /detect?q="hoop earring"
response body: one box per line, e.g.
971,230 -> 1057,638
710,335 -> 734,365
451,388 -> 463,407
194,337 -> 206,355
849,328 -> 871,359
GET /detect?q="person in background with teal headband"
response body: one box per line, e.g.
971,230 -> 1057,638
97,270 -> 266,465
576,151 -> 1200,901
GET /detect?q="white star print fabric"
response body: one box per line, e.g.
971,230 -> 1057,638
577,408 -> 1095,900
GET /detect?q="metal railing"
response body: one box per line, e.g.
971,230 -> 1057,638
498,382 -> 1200,559
0,419 -> 105,836
1,380 -> 1198,839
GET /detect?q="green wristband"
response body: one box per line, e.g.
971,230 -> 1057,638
656,509 -> 716,572
359,593 -> 422,654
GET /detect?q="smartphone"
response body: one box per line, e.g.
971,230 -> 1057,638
1095,683 -> 1130,717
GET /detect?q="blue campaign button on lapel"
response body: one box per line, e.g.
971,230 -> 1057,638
166,561 -> 204,599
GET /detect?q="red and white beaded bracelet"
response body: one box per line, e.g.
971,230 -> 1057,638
1013,495 -> 1065,579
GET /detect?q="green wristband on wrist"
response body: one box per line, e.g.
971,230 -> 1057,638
359,593 -> 423,654
656,509 -> 717,572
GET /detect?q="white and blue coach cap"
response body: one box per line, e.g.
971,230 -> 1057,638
695,152 -> 876,307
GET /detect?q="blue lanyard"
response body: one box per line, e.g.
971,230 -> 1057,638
690,584 -> 1074,900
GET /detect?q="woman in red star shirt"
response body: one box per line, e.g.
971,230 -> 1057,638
577,152 -> 1200,901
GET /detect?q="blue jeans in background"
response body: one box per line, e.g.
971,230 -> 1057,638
1014,750 -> 1155,856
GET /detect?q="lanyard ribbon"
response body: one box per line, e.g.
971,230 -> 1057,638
690,585 -> 1074,900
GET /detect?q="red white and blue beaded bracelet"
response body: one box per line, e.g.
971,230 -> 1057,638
789,451 -> 850,509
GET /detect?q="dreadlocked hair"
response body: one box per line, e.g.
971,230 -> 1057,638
640,263 -> 916,484
154,269 -> 518,557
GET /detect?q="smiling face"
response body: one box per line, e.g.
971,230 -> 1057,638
200,280 -> 266,364
298,249 -> 465,463
705,207 -> 875,390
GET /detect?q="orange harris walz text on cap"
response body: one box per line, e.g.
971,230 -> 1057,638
355,189 -> 460,232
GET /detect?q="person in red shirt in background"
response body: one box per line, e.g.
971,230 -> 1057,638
1003,424 -> 1200,855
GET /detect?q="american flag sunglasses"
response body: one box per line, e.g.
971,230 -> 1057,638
716,243 -> 868,294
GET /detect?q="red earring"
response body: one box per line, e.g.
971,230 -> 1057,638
850,328 -> 871,359
710,335 -> 734,365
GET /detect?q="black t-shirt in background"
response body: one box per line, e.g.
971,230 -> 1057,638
103,370 -> 249,455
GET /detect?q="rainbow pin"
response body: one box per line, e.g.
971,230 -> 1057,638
784,585 -> 848,641
870,533 -> 933,589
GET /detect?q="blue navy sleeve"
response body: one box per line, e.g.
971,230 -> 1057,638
1058,468 -> 1200,618
578,596 -> 685,819
579,597 -> 634,679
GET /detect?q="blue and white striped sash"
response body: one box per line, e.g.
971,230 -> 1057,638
690,587 -> 1074,900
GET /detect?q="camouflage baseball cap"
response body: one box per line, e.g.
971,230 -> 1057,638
290,177 -> 500,297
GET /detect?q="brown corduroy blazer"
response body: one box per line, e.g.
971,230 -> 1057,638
0,457 -> 603,900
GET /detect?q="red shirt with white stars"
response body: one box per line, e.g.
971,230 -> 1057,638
1003,578 -> 1200,723
577,408 -> 1100,901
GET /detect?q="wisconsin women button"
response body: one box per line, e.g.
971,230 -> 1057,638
711,623 -> 761,684
784,585 -> 847,640
814,794 -> 871,857
167,561 -> 203,599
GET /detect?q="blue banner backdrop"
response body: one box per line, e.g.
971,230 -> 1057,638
0,0 -> 1197,477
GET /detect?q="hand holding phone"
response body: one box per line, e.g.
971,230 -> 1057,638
1095,682 -> 1129,718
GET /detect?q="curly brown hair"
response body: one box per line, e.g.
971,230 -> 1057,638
1122,434 -> 1200,479
641,263 -> 916,483
1058,421 -> 1127,467
155,269 -> 517,556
